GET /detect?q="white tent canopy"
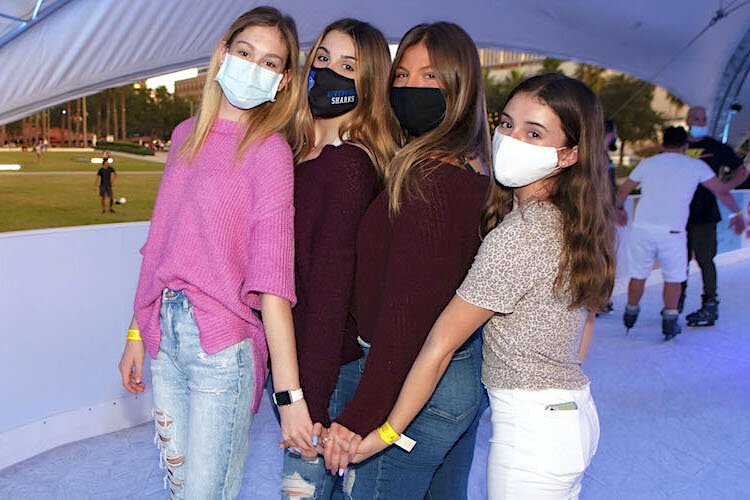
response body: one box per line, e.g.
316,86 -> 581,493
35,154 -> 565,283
1,0 -> 749,145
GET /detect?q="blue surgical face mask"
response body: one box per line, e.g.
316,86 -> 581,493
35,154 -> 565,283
689,125 -> 709,138
215,54 -> 283,110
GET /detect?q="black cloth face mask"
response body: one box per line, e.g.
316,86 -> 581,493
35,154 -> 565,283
308,67 -> 358,118
390,87 -> 446,136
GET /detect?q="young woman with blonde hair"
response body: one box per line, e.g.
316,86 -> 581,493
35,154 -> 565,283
272,18 -> 399,499
351,73 -> 616,499
322,22 -> 491,499
117,7 -> 314,498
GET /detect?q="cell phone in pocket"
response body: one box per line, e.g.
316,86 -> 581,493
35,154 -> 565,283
545,401 -> 578,411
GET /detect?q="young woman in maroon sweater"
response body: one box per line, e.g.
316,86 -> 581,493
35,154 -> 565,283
274,18 -> 399,499
322,22 -> 491,499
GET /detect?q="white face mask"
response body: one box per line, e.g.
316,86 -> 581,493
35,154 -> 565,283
492,132 -> 567,187
215,54 -> 283,110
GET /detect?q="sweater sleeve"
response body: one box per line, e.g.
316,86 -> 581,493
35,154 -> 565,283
241,134 -> 296,310
334,172 -> 470,436
297,152 -> 378,426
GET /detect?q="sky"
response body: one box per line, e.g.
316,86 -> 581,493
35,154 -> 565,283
145,68 -> 198,93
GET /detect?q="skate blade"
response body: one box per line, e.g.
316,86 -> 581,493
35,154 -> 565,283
663,330 -> 682,341
687,321 -> 715,327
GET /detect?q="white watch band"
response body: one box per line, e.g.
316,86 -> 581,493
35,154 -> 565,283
273,388 -> 304,406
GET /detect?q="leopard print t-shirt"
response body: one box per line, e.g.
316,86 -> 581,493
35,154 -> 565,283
456,201 -> 589,390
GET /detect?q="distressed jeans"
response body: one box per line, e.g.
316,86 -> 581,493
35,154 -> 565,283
268,351 -> 365,499
151,289 -> 255,499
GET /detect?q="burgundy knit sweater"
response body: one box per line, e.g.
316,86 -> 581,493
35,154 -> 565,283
335,161 -> 489,436
293,143 -> 380,426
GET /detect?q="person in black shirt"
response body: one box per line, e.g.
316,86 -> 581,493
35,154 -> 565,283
683,106 -> 748,326
95,151 -> 117,214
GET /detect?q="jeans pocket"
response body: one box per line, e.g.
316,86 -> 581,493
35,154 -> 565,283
425,350 -> 479,422
535,409 -> 588,476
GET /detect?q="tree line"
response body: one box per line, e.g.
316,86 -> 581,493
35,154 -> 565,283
486,58 -> 682,166
2,84 -> 192,146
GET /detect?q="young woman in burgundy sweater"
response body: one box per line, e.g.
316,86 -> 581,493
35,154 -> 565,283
116,8 -> 316,498
273,18 -> 399,498
322,22 -> 491,499
352,74 -> 615,499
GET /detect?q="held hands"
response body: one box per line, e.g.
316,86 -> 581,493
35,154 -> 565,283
349,430 -> 388,464
118,339 -> 146,394
322,423 -> 362,475
278,399 -> 318,457
286,424 -> 389,470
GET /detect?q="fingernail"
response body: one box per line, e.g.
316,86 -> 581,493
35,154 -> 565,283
312,435 -> 319,446
338,468 -> 344,477
135,378 -> 141,384
292,447 -> 301,454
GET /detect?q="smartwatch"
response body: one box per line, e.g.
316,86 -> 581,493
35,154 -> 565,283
273,388 -> 304,406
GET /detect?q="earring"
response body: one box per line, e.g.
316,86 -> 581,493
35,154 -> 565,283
562,162 -> 567,167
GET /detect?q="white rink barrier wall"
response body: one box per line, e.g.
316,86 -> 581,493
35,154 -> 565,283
0,222 -> 151,470
1,190 -> 749,469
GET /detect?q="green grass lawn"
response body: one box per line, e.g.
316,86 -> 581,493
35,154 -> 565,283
0,150 -> 164,232
0,173 -> 163,232
0,150 -> 163,172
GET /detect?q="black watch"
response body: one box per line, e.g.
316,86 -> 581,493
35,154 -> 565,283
273,388 -> 304,406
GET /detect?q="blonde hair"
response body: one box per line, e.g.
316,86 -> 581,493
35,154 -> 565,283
288,19 -> 399,175
178,6 -> 300,162
386,22 -> 491,214
481,74 -> 616,310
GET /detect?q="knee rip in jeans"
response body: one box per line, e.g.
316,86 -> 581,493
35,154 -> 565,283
281,472 -> 316,499
154,409 -> 185,491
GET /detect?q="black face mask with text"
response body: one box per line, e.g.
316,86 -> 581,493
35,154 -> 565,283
308,67 -> 358,118
390,87 -> 446,136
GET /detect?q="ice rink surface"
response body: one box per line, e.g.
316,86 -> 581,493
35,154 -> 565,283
2,255 -> 749,499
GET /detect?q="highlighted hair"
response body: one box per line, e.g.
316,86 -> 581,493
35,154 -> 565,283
178,6 -> 300,162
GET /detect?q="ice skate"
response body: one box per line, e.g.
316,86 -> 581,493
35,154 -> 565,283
662,311 -> 682,341
686,296 -> 719,327
623,304 -> 640,334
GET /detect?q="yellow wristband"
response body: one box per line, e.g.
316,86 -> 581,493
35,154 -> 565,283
127,329 -> 142,341
376,421 -> 400,445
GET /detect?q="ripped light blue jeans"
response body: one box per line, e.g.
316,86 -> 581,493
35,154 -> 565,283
151,289 -> 255,499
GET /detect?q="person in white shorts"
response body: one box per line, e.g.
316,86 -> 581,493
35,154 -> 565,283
615,126 -> 745,340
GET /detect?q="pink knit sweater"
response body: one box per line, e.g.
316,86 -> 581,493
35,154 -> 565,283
134,117 -> 296,413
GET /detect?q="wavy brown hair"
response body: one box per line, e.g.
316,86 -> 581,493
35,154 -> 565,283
178,6 -> 300,162
288,19 -> 399,174
386,22 -> 491,214
482,73 -> 615,310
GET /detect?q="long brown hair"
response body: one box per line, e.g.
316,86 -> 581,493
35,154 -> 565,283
288,19 -> 399,174
482,73 -> 615,310
386,22 -> 491,214
178,7 -> 300,162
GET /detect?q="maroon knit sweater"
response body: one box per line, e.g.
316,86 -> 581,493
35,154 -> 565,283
335,161 -> 489,436
293,143 -> 380,426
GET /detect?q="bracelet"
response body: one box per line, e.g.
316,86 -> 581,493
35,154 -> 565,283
127,329 -> 143,341
376,421 -> 400,445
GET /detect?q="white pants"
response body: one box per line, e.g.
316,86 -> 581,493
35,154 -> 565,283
487,385 -> 600,500
628,225 -> 688,283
